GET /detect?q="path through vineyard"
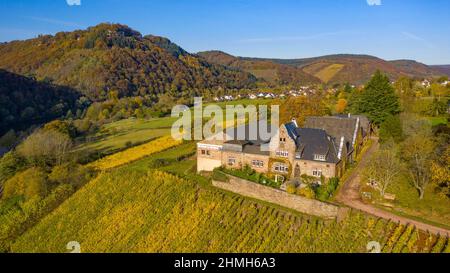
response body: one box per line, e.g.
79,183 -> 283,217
336,137 -> 450,236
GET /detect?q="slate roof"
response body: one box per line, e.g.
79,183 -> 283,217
294,128 -> 340,163
224,121 -> 273,145
223,121 -> 273,155
305,116 -> 359,153
335,114 -> 371,138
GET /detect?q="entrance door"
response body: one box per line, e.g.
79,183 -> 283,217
294,164 -> 301,178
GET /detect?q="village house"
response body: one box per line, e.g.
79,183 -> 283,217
197,115 -> 370,183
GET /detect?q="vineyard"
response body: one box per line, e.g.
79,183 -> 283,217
12,166 -> 449,253
88,135 -> 182,170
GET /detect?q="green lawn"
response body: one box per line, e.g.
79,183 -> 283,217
205,98 -> 272,109
76,117 -> 177,155
386,174 -> 450,228
427,116 -> 448,126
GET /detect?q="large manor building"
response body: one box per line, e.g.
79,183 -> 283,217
197,115 -> 371,183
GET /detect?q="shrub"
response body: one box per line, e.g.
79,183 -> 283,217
48,163 -> 96,188
125,141 -> 133,148
0,152 -> 26,187
0,184 -> 74,252
297,186 -> 316,199
3,168 -> 48,200
212,169 -> 229,182
286,183 -> 297,194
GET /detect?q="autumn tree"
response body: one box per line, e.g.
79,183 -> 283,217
394,76 -> 414,97
44,120 -> 77,139
275,95 -> 328,125
3,168 -> 48,200
335,98 -> 348,114
364,148 -> 402,197
401,132 -> 436,199
431,145 -> 450,198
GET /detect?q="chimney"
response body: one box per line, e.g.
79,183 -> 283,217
348,113 -> 351,118
291,118 -> 298,127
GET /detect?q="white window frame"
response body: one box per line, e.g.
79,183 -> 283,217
276,151 -> 289,158
274,163 -> 289,173
251,160 -> 264,168
314,154 -> 326,161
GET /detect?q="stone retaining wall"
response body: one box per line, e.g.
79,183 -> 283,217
213,176 -> 339,219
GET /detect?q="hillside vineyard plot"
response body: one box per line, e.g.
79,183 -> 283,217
12,168 -> 448,253
88,135 -> 182,170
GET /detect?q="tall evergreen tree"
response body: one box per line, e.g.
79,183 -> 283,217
354,71 -> 400,125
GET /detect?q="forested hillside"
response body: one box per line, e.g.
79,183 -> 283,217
198,51 -> 321,86
0,70 -> 86,135
0,24 -> 256,102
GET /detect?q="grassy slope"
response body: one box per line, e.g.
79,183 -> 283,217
76,117 -> 177,155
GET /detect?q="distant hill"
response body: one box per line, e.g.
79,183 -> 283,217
197,51 -> 321,86
201,52 -> 445,85
0,69 -> 83,135
248,54 -> 444,85
0,24 -> 256,102
390,60 -> 443,78
431,65 -> 450,77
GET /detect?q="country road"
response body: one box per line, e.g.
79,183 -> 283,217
336,137 -> 450,236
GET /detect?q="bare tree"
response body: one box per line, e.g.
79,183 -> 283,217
364,148 -> 402,197
402,134 -> 436,199
17,129 -> 73,166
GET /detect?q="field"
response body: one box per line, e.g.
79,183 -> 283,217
88,135 -> 183,170
383,173 -> 450,229
313,64 -> 345,83
76,117 -> 177,155
302,62 -> 345,83
11,142 -> 449,253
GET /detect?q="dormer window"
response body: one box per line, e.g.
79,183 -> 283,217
314,154 -> 326,161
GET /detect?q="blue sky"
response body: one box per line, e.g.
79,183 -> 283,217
0,0 -> 449,64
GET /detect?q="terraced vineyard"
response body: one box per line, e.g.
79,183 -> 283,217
12,154 -> 449,253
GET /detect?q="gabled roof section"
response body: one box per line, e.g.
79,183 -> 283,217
294,128 -> 339,163
305,116 -> 360,152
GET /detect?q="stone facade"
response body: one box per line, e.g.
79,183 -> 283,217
199,126 -> 344,182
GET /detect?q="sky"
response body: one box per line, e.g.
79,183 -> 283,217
0,0 -> 449,64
